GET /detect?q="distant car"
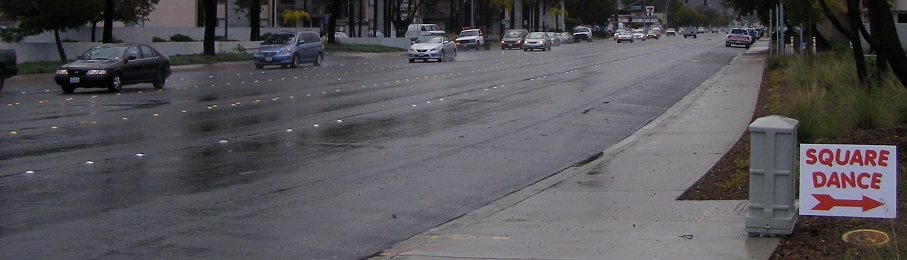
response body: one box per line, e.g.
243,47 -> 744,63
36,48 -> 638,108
572,26 -> 592,42
665,28 -> 676,36
408,35 -> 457,63
522,32 -> 552,51
683,28 -> 698,38
697,27 -> 705,34
500,29 -> 529,50
55,43 -> 171,93
613,29 -> 628,41
615,30 -> 634,43
254,30 -> 325,69
711,27 -> 719,33
455,28 -> 485,50
560,32 -> 574,44
632,29 -> 646,41
645,28 -> 661,40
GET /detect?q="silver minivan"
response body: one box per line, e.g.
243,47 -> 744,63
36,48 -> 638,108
253,31 -> 324,69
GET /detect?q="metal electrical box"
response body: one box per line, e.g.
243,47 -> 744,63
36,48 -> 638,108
746,115 -> 799,236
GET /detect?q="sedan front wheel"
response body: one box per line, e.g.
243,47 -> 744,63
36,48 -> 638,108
108,73 -> 123,93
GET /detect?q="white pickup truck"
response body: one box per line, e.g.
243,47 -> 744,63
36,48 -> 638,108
725,28 -> 752,48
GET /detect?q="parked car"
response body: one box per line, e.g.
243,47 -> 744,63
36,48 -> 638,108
726,28 -> 752,48
632,29 -> 646,41
615,30 -> 634,43
560,32 -> 574,44
683,27 -> 698,38
746,28 -> 758,45
665,28 -> 677,36
0,49 -> 18,92
500,29 -> 529,50
55,43 -> 171,93
572,26 -> 592,42
455,28 -> 485,50
711,27 -> 720,33
407,35 -> 457,63
405,23 -> 445,41
254,30 -> 324,69
522,32 -> 552,51
697,27 -> 705,33
547,32 -> 561,47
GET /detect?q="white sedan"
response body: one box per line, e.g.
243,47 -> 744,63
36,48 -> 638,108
615,30 -> 634,43
407,35 -> 457,63
632,29 -> 646,41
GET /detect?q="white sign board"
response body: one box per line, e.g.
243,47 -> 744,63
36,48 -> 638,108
799,144 -> 897,218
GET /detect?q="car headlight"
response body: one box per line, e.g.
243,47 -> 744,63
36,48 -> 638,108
86,70 -> 107,75
279,47 -> 293,55
408,46 -> 415,52
430,46 -> 441,51
56,69 -> 68,75
253,50 -> 262,57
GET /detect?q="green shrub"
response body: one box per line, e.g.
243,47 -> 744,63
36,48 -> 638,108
835,84 -> 886,130
765,55 -> 787,71
152,36 -> 167,42
786,85 -> 830,143
170,34 -> 194,42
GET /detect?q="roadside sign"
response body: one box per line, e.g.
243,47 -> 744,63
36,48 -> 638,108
645,6 -> 654,15
799,144 -> 897,218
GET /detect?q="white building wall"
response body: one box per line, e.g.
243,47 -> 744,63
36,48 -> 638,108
146,0 -> 200,27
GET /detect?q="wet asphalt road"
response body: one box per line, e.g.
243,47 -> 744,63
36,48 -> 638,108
1,34 -> 744,259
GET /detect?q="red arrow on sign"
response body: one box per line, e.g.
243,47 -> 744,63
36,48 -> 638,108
812,194 -> 884,212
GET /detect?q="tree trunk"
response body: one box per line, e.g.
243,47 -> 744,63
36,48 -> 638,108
103,0 -> 115,43
91,22 -> 97,42
204,0 -> 217,55
864,0 -> 907,88
349,0 -> 355,37
250,0 -> 261,41
865,1 -> 888,83
328,0 -> 342,43
846,0 -> 868,84
54,30 -> 67,62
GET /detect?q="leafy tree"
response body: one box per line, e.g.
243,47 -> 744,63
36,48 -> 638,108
548,7 -> 567,32
0,0 -> 103,61
101,0 -> 161,43
388,0 -> 433,38
671,6 -> 701,27
565,0 -> 615,29
233,0 -> 264,41
283,10 -> 311,27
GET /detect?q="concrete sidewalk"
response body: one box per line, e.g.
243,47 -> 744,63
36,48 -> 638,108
374,41 -> 778,259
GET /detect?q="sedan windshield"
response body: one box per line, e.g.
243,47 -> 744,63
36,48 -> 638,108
504,31 -> 523,37
527,32 -> 546,39
80,46 -> 127,60
262,33 -> 296,45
